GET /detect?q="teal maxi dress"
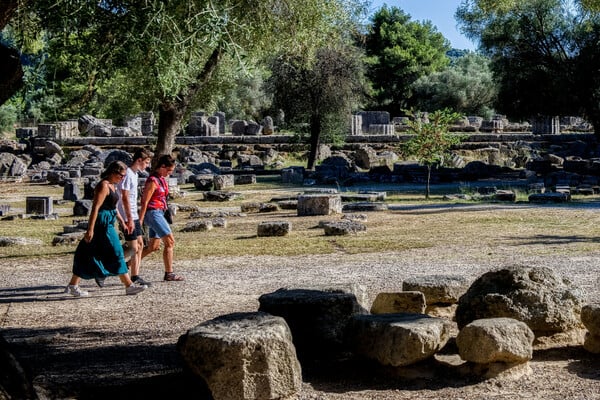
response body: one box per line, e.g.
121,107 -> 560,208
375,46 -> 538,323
72,186 -> 128,279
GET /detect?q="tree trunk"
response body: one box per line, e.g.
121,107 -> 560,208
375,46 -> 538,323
426,165 -> 431,200
307,114 -> 321,170
0,44 -> 23,106
0,0 -> 20,29
155,102 -> 184,157
0,0 -> 25,106
155,47 -> 223,156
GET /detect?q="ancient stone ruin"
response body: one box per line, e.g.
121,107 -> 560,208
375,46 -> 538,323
176,265 -> 597,400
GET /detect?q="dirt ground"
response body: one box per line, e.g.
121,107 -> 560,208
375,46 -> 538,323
1,200 -> 600,399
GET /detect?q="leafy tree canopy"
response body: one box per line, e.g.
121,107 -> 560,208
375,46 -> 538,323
411,52 -> 497,118
364,5 -> 451,116
5,0 -> 368,153
456,0 -> 600,133
267,44 -> 367,168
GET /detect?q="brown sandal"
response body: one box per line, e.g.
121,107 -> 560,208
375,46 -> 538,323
164,272 -> 184,281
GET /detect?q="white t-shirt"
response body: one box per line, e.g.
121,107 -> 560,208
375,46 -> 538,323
117,167 -> 139,221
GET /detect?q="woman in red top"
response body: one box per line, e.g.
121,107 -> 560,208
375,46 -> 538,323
139,154 -> 184,281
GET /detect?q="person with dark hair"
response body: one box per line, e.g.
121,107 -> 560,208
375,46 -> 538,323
114,148 -> 153,287
66,160 -> 148,296
139,154 -> 184,281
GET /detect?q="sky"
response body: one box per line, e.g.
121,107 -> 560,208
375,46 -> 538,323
369,0 -> 477,51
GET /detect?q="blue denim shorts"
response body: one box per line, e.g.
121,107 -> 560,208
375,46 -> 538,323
144,209 -> 172,239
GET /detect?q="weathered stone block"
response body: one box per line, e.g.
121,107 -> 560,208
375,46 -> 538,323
26,196 -> 53,215
191,174 -> 214,191
234,174 -> 256,185
257,221 -> 291,237
347,313 -> 452,367
181,220 -> 213,232
178,312 -> 302,400
370,292 -> 426,314
204,191 -> 242,202
322,220 -> 366,236
297,194 -> 342,216
73,200 -> 92,216
214,174 -> 235,190
457,317 -> 534,364
258,284 -> 368,359
281,167 -> 305,184
456,266 -> 585,338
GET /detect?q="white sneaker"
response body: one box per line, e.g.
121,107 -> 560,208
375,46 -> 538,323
65,285 -> 89,297
125,282 -> 147,295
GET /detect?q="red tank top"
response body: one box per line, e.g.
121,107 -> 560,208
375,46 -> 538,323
146,175 -> 168,210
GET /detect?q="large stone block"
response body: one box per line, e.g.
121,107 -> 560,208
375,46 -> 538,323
457,318 -> 534,364
281,166 -> 305,184
258,284 -> 368,359
370,292 -> 426,314
177,312 -> 302,400
26,196 -> 53,215
213,174 -> 235,190
297,194 -> 342,216
456,266 -> 585,338
257,221 -> 291,237
322,220 -> 366,236
347,313 -> 452,367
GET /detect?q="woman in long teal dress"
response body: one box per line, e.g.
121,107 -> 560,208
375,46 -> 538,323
66,161 -> 148,297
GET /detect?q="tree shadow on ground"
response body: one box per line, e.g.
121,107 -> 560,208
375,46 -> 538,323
389,201 -> 600,215
503,234 -> 600,246
3,327 -> 599,399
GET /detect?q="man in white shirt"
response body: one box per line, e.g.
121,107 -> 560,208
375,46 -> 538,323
116,149 -> 152,287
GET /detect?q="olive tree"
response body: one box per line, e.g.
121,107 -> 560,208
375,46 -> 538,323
411,52 -> 497,118
456,0 -> 600,135
3,0 -> 368,155
267,46 -> 367,169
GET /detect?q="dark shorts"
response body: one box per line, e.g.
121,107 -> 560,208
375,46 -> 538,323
123,219 -> 143,241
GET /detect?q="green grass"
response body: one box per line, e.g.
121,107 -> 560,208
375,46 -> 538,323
2,180 -> 600,262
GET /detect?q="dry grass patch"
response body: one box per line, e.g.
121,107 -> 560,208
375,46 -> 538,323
2,180 -> 600,262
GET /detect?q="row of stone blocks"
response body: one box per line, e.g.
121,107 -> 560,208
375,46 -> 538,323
177,297 -> 532,400
177,267 -> 599,400
176,288 -> 571,400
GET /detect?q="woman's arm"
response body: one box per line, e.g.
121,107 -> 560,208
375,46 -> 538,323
139,178 -> 157,225
115,206 -> 128,232
84,180 -> 109,243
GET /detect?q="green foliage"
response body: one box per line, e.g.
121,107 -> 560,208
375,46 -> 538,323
404,109 -> 465,198
411,52 -> 497,117
12,0 -> 369,154
404,109 -> 464,167
0,102 -> 17,134
215,65 -> 271,121
266,45 -> 367,168
364,6 -> 451,116
455,0 -> 600,130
